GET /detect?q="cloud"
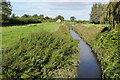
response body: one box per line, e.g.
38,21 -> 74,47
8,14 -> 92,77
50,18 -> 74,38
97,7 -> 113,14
24,2 -> 92,11
43,0 -> 110,2
9,0 -> 110,2
11,2 -> 94,20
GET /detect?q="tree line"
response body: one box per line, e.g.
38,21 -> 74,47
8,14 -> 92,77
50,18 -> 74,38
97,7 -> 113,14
2,0 -> 119,28
9,14 -> 55,25
1,0 -> 80,26
0,0 -> 66,25
90,1 -> 120,29
1,0 -> 88,26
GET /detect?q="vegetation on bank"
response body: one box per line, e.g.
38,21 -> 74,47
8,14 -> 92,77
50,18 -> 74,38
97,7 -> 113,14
74,24 -> 120,79
2,23 -> 79,79
93,31 -> 119,79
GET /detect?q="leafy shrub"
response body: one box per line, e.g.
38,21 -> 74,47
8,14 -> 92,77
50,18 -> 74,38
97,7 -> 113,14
17,17 -> 41,24
92,31 -> 120,79
2,24 -> 79,79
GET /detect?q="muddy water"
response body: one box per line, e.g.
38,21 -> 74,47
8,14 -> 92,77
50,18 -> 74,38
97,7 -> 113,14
70,28 -> 101,78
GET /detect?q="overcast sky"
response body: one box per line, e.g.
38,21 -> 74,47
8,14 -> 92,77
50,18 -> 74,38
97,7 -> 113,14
9,0 -> 109,20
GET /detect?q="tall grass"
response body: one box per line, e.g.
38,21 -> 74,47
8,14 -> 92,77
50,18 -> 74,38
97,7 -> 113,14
2,23 -> 79,79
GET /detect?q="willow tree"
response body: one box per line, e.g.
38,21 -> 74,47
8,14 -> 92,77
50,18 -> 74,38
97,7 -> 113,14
90,4 -> 98,24
104,1 -> 120,29
90,3 -> 106,24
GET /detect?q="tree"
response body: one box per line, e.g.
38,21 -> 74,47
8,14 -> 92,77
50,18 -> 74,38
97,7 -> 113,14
70,16 -> 76,21
90,4 -> 97,23
9,14 -> 20,24
33,14 -> 38,17
90,3 -> 106,24
21,14 -> 30,18
39,14 -> 44,18
104,2 -> 120,29
0,3 -> 2,23
55,15 -> 64,21
2,0 -> 12,24
45,16 -> 49,20
38,14 -> 45,22
0,13 -> 2,23
90,2 -> 119,29
48,17 -> 55,22
11,14 -> 16,18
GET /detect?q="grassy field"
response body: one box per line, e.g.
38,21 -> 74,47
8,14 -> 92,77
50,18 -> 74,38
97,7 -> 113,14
2,22 -> 60,49
74,24 -> 120,79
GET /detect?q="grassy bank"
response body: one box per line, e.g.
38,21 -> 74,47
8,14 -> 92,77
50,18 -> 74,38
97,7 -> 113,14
74,24 -> 120,79
2,23 -> 79,79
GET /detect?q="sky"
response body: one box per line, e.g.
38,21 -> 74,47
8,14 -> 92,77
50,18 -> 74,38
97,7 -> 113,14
9,0 -> 110,20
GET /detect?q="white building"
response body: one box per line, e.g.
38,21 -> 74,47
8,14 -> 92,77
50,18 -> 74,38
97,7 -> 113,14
56,19 -> 61,22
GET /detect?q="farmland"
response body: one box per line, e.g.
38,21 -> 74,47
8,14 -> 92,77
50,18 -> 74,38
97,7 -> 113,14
1,0 -> 119,79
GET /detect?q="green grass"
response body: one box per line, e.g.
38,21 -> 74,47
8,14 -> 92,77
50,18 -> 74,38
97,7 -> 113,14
1,22 -> 60,49
82,24 -> 108,28
73,24 -> 104,44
